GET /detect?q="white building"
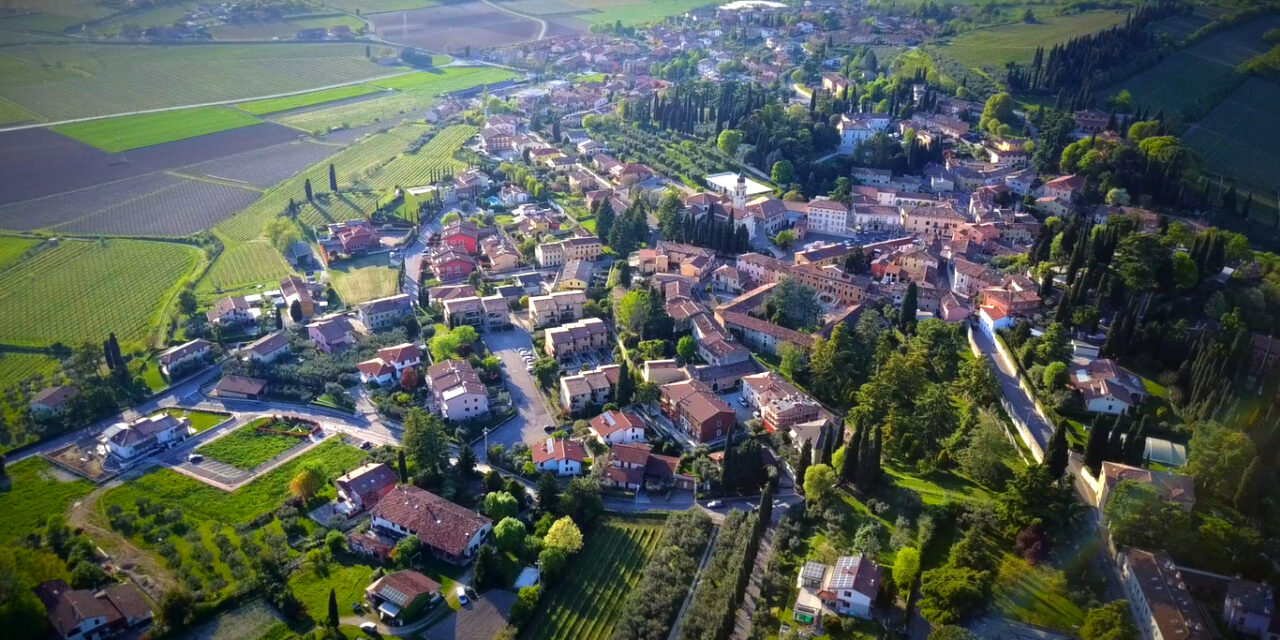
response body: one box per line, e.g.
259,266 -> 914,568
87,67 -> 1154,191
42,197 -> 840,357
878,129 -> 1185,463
530,437 -> 584,476
805,197 -> 851,236
793,555 -> 882,626
427,360 -> 489,421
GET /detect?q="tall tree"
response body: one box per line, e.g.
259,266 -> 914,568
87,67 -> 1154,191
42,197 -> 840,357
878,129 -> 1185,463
796,439 -> 813,492
900,282 -> 918,333
328,164 -> 337,192
615,359 -> 634,405
327,588 -> 338,628
402,409 -> 449,477
397,449 -> 408,484
1084,417 -> 1112,475
304,178 -> 313,202
1045,420 -> 1070,479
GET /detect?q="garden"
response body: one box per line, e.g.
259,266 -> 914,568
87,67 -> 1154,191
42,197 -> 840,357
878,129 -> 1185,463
195,416 -> 319,470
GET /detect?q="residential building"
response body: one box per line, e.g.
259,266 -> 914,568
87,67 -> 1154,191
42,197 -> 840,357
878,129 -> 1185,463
30,385 -> 77,416
427,360 -> 489,422
714,283 -> 816,356
950,257 -> 999,297
1089,461 -> 1195,512
806,197 -> 851,236
34,580 -> 152,640
793,555 -> 882,625
556,260 -> 593,291
1224,579 -> 1274,638
821,72 -> 851,94
358,294 -> 413,331
451,169 -> 490,199
838,113 -> 891,150
603,442 -> 696,491
712,264 -> 744,293
206,295 -> 254,328
440,221 -> 480,254
1041,174 -> 1085,201
365,570 -> 441,622
157,339 -> 212,376
642,359 -> 686,386
902,205 -> 966,238
741,371 -> 823,433
589,410 -> 646,445
535,240 -> 565,267
1118,548 -> 1213,640
357,343 -> 422,386
334,462 -> 398,516
544,317 -> 608,361
281,276 -> 316,320
531,437 -> 585,475
659,379 -> 737,443
428,246 -> 477,281
852,204 -> 902,233
212,375 -> 267,400
559,365 -> 621,413
442,295 -> 509,332
561,236 -> 603,261
1067,358 -> 1150,414
327,220 -> 380,256
99,413 -> 190,460
245,332 -> 290,363
529,290 -> 587,327
481,236 -> 520,272
307,314 -> 365,354
366,485 -> 492,564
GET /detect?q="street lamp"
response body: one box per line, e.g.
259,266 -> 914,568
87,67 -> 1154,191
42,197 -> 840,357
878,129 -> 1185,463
483,426 -> 490,459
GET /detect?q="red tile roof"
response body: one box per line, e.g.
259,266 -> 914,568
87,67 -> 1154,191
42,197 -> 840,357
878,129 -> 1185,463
371,485 -> 491,558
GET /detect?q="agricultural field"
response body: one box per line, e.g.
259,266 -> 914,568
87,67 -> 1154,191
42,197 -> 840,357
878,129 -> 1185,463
21,175 -> 262,237
206,13 -> 367,40
329,254 -> 400,304
0,235 -> 39,269
0,238 -> 200,346
0,95 -> 37,125
322,0 -> 439,13
288,562 -> 375,624
0,351 -> 62,389
525,515 -> 666,640
1183,78 -> 1280,195
368,66 -> 514,91
931,11 -> 1130,70
52,107 -> 262,152
0,458 -> 93,544
201,240 -> 295,296
236,85 -> 386,116
559,0 -> 718,26
183,140 -> 343,189
368,4 -> 548,50
0,44 -> 402,121
196,419 -> 310,469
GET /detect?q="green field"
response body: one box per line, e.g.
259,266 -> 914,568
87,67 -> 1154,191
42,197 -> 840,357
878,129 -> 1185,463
1183,78 -> 1280,194
101,439 -> 365,524
0,458 -> 93,544
993,554 -> 1087,630
0,351 -> 62,388
236,85 -> 385,116
0,43 -> 401,121
319,0 -> 439,13
202,240 -> 295,297
53,106 -> 262,152
196,419 -> 308,469
289,562 -> 376,624
207,14 -> 368,40
329,254 -> 399,305
525,515 -> 666,640
0,238 -> 200,346
0,235 -> 40,269
158,408 -> 230,433
367,65 -> 518,91
542,0 -> 719,26
932,12 -> 1129,70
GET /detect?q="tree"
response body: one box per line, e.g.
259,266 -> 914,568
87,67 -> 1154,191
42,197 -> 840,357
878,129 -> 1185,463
511,586 -> 540,626
930,627 -> 980,640
958,357 -> 1000,408
455,444 -> 477,478
473,544 -> 502,590
1234,456 -> 1261,515
770,159 -> 795,184
677,335 -> 696,361
289,299 -> 303,323
779,342 -> 808,380
392,534 -> 421,568
918,566 -> 990,625
289,462 -> 323,501
532,357 -> 559,389
1084,417 -> 1111,475
328,164 -> 337,192
763,277 -> 821,331
900,282 -> 918,332
1080,600 -> 1138,640
959,408 -> 1012,488
1103,480 -> 1192,551
1105,188 -> 1130,206
160,588 -> 196,632
1171,252 -> 1198,289
616,359 -> 634,406
536,473 -> 559,514
597,198 -> 616,242
327,588 -> 339,628
400,367 -> 420,391
893,547 -> 921,595
1045,421 -> 1070,479
614,290 -> 655,336
397,450 -> 408,483
402,409 -> 449,477
483,491 -> 519,521
494,517 -> 526,553
304,178 -> 313,202
545,517 -> 583,554
1187,421 -> 1256,501
803,464 -> 836,505
773,229 -> 796,249
717,129 -> 743,156
1042,361 -> 1068,389
978,92 -> 1016,135
538,547 -> 568,584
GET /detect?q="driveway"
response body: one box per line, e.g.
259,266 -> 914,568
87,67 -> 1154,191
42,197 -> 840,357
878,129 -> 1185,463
476,325 -> 553,455
969,326 -> 1051,455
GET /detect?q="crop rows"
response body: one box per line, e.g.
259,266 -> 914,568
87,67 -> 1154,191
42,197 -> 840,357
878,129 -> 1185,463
0,352 -> 61,389
0,238 -> 199,345
53,107 -> 262,152
1183,78 -> 1280,194
528,520 -> 664,640
187,140 -> 341,188
203,240 -> 293,295
367,124 -> 475,189
236,85 -> 385,116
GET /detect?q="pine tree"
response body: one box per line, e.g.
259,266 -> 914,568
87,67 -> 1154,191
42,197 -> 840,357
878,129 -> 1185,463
899,282 -> 917,333
398,450 -> 408,483
1045,420 -> 1069,479
1084,417 -> 1111,475
327,588 -> 338,628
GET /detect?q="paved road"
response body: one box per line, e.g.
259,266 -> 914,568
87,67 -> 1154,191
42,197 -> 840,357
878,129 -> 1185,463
474,325 -> 553,455
969,326 -> 1052,455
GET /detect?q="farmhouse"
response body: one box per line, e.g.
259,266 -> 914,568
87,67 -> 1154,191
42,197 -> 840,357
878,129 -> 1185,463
427,360 -> 489,422
365,570 -> 441,623
365,485 -> 492,565
793,555 -> 882,624
157,339 -> 212,376
334,462 -> 399,517
589,410 -> 646,445
357,343 -> 422,385
358,294 -> 413,331
531,437 -> 585,476
30,385 -> 78,416
306,314 -> 366,354
280,276 -> 317,320
206,295 -> 254,328
33,580 -> 151,640
212,375 -> 267,400
1066,358 -> 1149,415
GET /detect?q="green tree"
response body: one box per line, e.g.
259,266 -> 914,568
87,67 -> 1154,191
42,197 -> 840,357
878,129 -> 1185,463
473,544 -> 502,590
930,626 -> 980,640
1080,600 -> 1138,640
779,342 -> 809,379
289,462 -> 324,501
1103,480 -> 1192,551
677,335 -> 696,360
511,586 -> 540,626
1187,421 -> 1257,501
392,534 -> 421,568
614,290 -> 654,336
770,159 -> 795,184
1171,252 -> 1198,289
763,277 -> 821,330
538,547 -> 568,583
402,409 -> 449,477
773,229 -> 796,249
979,93 -> 1016,135
1042,361 -> 1068,389
532,357 -> 560,389
717,129 -> 744,156
803,464 -> 837,506
289,299 -> 303,323
545,517 -> 583,554
900,282 -> 918,332
958,357 -> 1000,408
494,517 -> 526,553
327,588 -> 338,628
918,566 -> 990,625
482,491 -> 519,521
893,547 -> 921,595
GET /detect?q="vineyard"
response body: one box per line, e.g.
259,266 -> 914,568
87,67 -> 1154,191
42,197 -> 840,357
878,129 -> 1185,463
0,238 -> 200,346
201,240 -> 293,297
0,352 -> 61,388
0,235 -> 39,270
590,122 -> 734,189
525,515 -> 666,640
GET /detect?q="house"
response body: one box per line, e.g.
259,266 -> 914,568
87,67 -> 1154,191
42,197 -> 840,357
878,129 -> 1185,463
358,294 -> 413,331
1067,358 -> 1149,414
643,359 -> 686,386
499,183 -> 529,206
603,442 -> 696,491
365,570 -> 441,622
99,413 -> 190,460
357,343 -> 422,385
334,462 -> 398,516
307,314 -> 365,354
206,295 -> 254,328
1089,461 -> 1195,512
442,295 -> 509,332
556,260 -> 593,291
559,365 -> 621,413
978,304 -> 1013,337
535,240 -> 565,268
33,580 -> 152,640
544,317 -> 608,361
821,72 -> 851,95
1224,579 -> 1274,638
366,485 -> 492,564
793,555 -> 882,625
659,379 -> 736,443
451,169 -> 490,200
741,371 -> 823,433
1118,548 -> 1214,640
531,437 -> 585,475
440,221 -> 480,254
427,359 -> 489,422
328,220 -> 381,256
157,339 -> 212,376
480,129 -> 513,154
280,276 -> 316,320
712,264 -> 743,293
1041,174 -> 1085,201
561,236 -> 603,261
903,206 -> 966,238
212,375 -> 267,400
529,290 -> 586,327
610,162 -> 654,184
589,410 -> 646,445
805,197 -> 851,236
245,332 -> 290,363
30,385 -> 78,416
428,246 -> 476,281
950,257 -> 999,297
481,236 -> 520,273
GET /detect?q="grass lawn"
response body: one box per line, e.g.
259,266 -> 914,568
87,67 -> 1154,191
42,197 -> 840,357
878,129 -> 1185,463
158,408 -> 229,433
289,561 -> 375,623
329,254 -> 399,305
101,439 -> 366,524
524,514 -> 667,640
368,66 -> 516,91
236,85 -> 384,115
0,458 -> 93,544
196,419 -> 308,469
138,356 -> 168,393
53,106 -> 262,152
993,554 -> 1087,631
0,238 -> 200,347
0,235 -> 39,270
933,11 -> 1129,69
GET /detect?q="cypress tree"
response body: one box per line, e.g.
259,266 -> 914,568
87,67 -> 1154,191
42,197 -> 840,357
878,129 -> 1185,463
615,359 -> 634,405
304,178 -> 313,202
899,282 -> 918,333
841,422 -> 861,483
327,588 -> 338,628
821,425 -> 835,465
796,439 -> 813,494
1045,420 -> 1070,479
397,450 -> 408,483
1123,415 -> 1149,464
328,164 -> 337,192
1084,417 -> 1111,475
1234,456 -> 1260,515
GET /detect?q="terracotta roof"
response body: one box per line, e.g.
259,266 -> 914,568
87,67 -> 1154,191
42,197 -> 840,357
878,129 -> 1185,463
157,339 -> 211,365
248,332 -> 289,357
590,410 -> 644,437
214,375 -> 266,395
371,485 -> 491,558
611,442 -> 653,466
31,385 -> 78,409
336,463 -> 398,507
376,343 -> 422,366
371,570 -> 441,606
531,438 -> 585,464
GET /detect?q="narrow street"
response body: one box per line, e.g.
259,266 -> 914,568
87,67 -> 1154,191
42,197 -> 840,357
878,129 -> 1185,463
968,325 -> 1052,457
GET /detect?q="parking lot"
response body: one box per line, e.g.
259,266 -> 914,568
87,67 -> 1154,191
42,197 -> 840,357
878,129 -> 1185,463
479,325 -> 554,452
557,348 -> 615,372
716,388 -> 756,427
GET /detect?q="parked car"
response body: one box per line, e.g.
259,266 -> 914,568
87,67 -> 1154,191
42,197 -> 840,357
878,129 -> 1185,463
187,453 -> 203,463
456,585 -> 468,606
736,397 -> 748,407
359,621 -> 377,633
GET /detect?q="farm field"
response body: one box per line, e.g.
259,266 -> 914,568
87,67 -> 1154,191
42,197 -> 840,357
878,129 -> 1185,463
0,44 -> 402,121
52,107 -> 262,152
524,515 -> 666,640
0,351 -> 62,389
0,95 -> 37,125
206,13 -> 367,40
201,239 -> 295,295
0,458 -> 93,544
0,235 -> 39,269
368,3 -> 563,51
289,562 -> 375,624
236,85 -> 386,116
196,421 -> 306,469
100,439 -> 365,524
931,11 -> 1129,69
561,0 -> 719,26
1182,78 -> 1280,194
329,254 -> 400,304
0,238 -> 200,346
368,66 -> 516,91
25,174 -> 262,236
184,140 -> 343,189
322,0 -> 439,13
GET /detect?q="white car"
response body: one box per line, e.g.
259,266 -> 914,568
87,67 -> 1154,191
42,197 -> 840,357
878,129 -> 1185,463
526,364 -> 534,372
359,621 -> 377,633
456,585 -> 469,606
187,453 -> 203,463
736,397 -> 748,407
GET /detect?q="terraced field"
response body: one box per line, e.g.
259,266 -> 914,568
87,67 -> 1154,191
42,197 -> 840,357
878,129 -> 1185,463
0,238 -> 200,346
525,516 -> 666,640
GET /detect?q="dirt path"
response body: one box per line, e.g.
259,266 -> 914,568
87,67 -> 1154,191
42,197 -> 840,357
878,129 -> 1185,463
67,480 -> 178,603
